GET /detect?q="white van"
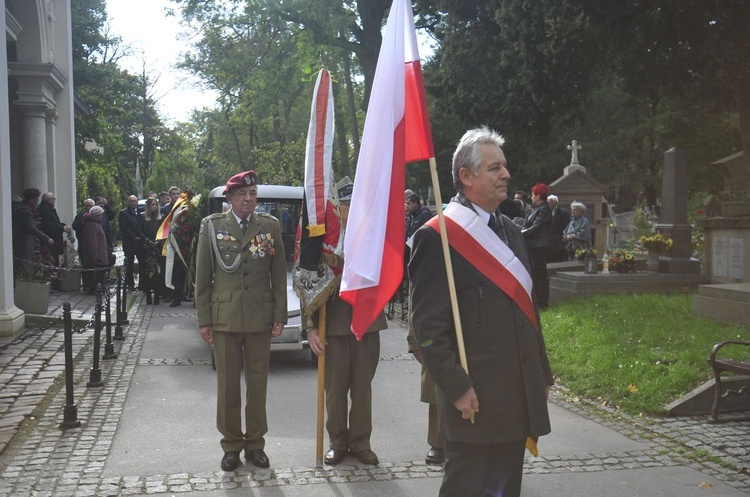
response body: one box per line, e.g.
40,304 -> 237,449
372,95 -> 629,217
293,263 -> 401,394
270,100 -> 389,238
207,184 -> 305,352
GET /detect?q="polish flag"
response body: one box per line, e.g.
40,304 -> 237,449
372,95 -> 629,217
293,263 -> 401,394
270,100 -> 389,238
303,69 -> 334,237
340,0 -> 434,338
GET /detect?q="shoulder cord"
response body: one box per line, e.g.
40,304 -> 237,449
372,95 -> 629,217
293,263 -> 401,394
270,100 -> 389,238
207,219 -> 242,273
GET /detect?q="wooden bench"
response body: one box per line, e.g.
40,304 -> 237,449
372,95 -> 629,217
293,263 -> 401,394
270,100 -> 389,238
709,340 -> 750,422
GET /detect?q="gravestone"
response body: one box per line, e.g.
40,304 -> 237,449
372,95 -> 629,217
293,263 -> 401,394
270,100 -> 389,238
655,148 -> 701,274
549,140 -> 610,256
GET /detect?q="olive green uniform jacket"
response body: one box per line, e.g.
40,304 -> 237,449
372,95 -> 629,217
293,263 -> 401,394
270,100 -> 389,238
195,211 -> 287,332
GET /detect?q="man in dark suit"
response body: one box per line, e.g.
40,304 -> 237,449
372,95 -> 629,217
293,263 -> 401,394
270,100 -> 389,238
38,192 -> 71,265
410,127 -> 553,497
118,195 -> 144,290
547,194 -> 571,263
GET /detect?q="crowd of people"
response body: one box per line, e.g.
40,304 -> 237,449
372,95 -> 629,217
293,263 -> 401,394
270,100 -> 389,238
10,186 -> 191,306
10,126 -> 598,497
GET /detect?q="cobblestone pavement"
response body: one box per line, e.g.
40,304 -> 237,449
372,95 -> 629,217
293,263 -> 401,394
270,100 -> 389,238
0,297 -> 748,496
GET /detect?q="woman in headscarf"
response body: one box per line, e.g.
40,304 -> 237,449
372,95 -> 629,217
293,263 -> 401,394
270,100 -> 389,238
82,206 -> 110,294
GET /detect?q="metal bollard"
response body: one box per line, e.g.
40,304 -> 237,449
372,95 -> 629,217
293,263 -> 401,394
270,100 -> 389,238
60,302 -> 81,429
103,278 -> 117,360
114,266 -> 124,341
87,283 -> 104,388
120,267 -> 130,325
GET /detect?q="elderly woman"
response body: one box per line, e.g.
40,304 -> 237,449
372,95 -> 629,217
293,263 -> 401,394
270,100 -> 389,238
82,205 -> 111,294
563,201 -> 592,261
521,183 -> 553,309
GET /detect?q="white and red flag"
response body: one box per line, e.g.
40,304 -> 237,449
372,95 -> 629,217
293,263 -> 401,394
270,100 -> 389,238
303,69 -> 334,237
340,0 -> 434,338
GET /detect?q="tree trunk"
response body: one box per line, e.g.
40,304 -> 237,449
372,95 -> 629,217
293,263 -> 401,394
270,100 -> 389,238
332,80 -> 350,178
344,54 -> 360,162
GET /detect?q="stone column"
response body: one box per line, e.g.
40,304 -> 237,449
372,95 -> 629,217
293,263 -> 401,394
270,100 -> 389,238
19,104 -> 49,190
0,8 -> 26,335
46,108 -> 59,190
656,147 -> 700,273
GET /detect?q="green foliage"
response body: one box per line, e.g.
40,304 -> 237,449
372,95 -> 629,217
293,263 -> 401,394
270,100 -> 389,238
543,294 -> 749,415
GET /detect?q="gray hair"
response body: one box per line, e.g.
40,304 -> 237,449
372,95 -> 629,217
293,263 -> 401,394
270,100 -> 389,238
547,194 -> 558,204
452,126 -> 506,193
571,200 -> 586,212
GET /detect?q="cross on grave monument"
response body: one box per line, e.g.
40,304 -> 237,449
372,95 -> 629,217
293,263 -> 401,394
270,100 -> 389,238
564,140 -> 587,176
567,140 -> 582,165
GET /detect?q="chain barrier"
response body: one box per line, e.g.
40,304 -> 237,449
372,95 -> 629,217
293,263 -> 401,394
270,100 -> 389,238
13,255 -> 123,274
1,266 -> 126,351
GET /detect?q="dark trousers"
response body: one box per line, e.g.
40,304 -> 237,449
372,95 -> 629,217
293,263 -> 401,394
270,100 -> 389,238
440,438 -> 526,497
171,260 -> 187,302
123,250 -> 143,289
528,246 -> 549,308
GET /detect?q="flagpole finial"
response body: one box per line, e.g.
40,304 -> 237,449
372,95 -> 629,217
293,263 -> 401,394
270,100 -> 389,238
320,53 -> 329,69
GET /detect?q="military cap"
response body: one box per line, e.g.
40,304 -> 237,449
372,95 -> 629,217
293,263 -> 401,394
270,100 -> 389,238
223,170 -> 258,194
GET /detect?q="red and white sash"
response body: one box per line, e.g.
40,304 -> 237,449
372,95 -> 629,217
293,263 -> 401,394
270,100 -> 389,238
427,203 -> 538,330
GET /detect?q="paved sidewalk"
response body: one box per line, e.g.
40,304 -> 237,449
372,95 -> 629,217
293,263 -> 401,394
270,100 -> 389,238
0,292 -> 748,496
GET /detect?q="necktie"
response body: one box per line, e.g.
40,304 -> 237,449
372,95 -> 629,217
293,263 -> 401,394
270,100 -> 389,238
240,218 -> 248,232
488,213 -> 508,244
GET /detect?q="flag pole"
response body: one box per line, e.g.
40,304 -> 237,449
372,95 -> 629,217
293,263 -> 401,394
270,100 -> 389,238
315,304 -> 327,466
428,157 -> 473,423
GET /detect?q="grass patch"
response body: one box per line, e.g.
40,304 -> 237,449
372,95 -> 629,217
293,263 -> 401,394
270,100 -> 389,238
542,294 -> 749,416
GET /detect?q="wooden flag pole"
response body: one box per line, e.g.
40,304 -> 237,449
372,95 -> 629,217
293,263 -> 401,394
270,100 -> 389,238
428,157 -> 473,423
315,304 -> 327,466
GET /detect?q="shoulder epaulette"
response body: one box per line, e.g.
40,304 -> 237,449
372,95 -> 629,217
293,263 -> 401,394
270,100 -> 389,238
257,212 -> 279,222
204,212 -> 224,221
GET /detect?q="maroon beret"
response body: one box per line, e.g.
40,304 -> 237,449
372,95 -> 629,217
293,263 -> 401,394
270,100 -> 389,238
223,170 -> 258,194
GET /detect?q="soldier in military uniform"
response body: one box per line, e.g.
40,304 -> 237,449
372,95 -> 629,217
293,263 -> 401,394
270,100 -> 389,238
195,170 -> 287,472
303,179 -> 387,466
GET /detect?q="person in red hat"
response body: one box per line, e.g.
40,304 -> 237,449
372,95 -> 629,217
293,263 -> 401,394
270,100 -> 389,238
194,170 -> 288,472
521,182 -> 553,308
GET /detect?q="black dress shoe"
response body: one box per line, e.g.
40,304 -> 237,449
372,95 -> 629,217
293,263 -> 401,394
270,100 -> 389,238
169,299 -> 181,308
425,446 -> 445,465
220,451 -> 241,471
351,449 -> 379,465
245,449 -> 270,468
324,448 -> 347,465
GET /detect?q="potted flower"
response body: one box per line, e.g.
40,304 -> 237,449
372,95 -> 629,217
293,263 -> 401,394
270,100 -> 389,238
639,233 -> 672,254
14,259 -> 52,314
639,233 -> 672,272
608,248 -> 636,274
58,230 -> 82,291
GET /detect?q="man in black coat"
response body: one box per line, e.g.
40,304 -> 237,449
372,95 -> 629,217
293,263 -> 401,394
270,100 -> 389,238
38,192 -> 71,265
118,195 -> 145,290
410,127 -> 553,497
547,194 -> 571,263
12,188 -> 53,275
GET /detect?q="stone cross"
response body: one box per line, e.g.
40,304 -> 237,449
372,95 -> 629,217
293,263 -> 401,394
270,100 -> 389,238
567,140 -> 582,165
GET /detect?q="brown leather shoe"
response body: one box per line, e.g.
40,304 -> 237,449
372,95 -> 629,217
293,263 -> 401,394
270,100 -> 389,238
352,449 -> 379,465
324,448 -> 347,465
